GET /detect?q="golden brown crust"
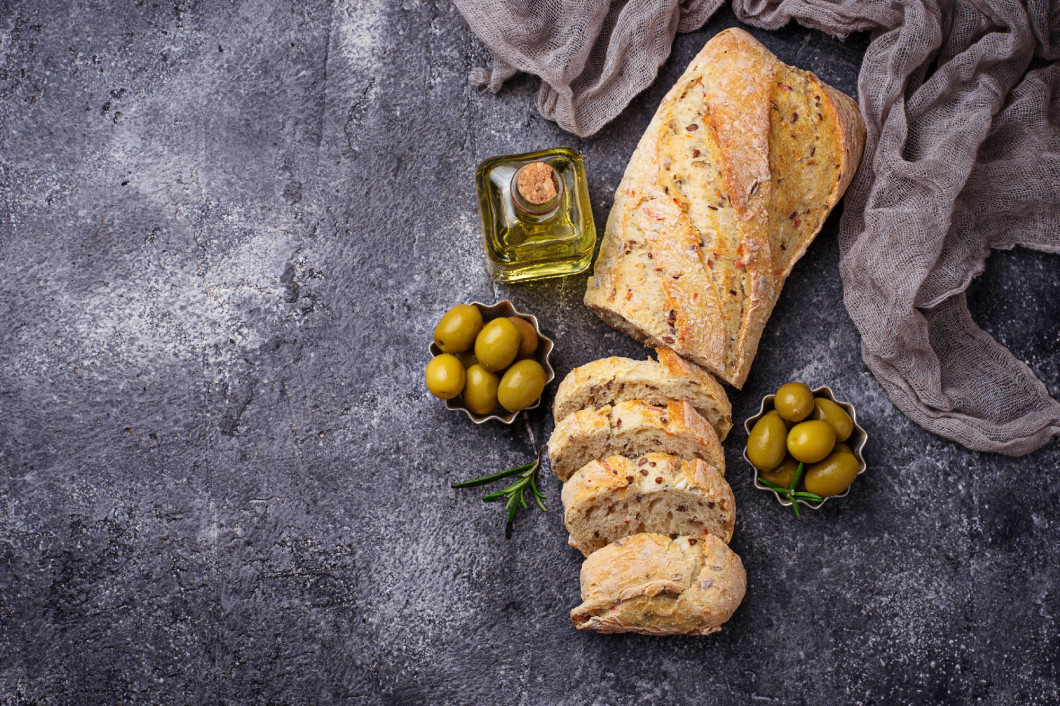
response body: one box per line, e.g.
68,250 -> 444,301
561,453 -> 735,556
819,80 -> 866,210
584,28 -> 866,388
571,533 -> 746,636
551,349 -> 732,440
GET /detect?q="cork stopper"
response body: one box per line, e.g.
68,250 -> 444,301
511,161 -> 563,216
516,162 -> 559,205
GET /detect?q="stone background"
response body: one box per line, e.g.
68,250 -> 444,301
1,1 -> 1057,704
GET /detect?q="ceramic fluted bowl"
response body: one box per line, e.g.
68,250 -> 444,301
743,385 -> 868,510
428,300 -> 555,425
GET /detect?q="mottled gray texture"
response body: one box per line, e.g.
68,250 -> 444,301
0,2 -> 1057,704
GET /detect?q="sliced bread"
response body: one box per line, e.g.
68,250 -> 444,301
548,400 -> 725,482
561,453 -> 735,556
551,347 -> 732,440
571,532 -> 746,636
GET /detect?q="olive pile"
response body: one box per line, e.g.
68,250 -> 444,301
747,383 -> 860,498
426,304 -> 546,415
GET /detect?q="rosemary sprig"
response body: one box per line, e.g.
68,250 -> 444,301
450,462 -> 536,488
757,462 -> 825,517
452,447 -> 547,525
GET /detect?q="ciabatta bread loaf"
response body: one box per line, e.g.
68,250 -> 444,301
584,28 -> 866,388
552,347 -> 731,440
561,453 -> 735,556
571,532 -> 746,635
548,400 -> 724,482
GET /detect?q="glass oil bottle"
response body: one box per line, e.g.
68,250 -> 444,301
475,147 -> 596,283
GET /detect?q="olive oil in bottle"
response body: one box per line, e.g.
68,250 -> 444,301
475,147 -> 596,283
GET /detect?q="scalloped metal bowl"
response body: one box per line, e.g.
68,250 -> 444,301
428,300 -> 555,425
743,385 -> 868,511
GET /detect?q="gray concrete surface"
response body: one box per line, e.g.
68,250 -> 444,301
1,1 -> 1058,704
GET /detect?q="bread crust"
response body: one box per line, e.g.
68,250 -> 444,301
548,399 -> 724,482
561,453 -> 735,556
552,348 -> 732,440
571,533 -> 746,636
584,28 -> 866,388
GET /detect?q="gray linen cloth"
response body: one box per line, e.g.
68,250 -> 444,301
454,0 -> 1060,455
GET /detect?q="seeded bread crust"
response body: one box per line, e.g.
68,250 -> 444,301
571,533 -> 746,636
583,28 -> 866,388
552,348 -> 732,440
561,453 -> 735,556
548,400 -> 724,482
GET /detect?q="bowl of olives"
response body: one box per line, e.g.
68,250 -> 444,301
744,383 -> 867,512
426,301 -> 555,424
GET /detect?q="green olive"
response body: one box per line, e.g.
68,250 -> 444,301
497,359 -> 546,412
810,397 -> 854,442
474,318 -> 521,372
424,354 -> 466,399
834,441 -> 854,456
746,411 -> 789,471
774,382 -> 814,422
456,351 -> 478,368
760,456 -> 799,490
786,420 -> 836,464
507,316 -> 539,359
463,364 -> 499,416
804,452 -> 860,497
433,304 -> 483,354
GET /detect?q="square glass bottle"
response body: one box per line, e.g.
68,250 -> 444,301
475,147 -> 596,283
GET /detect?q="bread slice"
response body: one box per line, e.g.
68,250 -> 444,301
571,532 -> 746,635
548,400 -> 724,482
552,347 -> 732,440
583,28 -> 866,388
561,453 -> 735,556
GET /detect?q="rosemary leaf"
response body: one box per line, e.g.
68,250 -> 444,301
786,462 -> 806,517
530,474 -> 547,511
757,477 -> 790,493
488,476 -> 530,498
788,462 -> 805,493
482,485 -> 511,502
529,474 -> 545,500
451,462 -> 534,488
